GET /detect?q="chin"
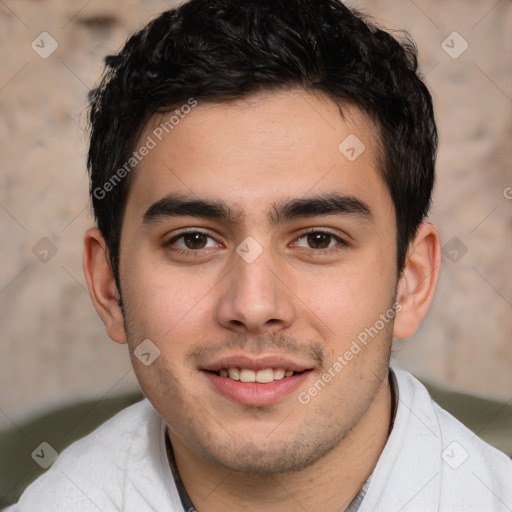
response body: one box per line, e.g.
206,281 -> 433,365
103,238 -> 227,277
197,427 -> 346,476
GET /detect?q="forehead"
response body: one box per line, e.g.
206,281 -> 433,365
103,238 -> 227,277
124,90 -> 391,223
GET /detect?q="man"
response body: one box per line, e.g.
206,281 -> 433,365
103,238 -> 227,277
7,0 -> 512,510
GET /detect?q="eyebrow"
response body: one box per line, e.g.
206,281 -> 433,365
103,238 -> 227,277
141,192 -> 373,226
142,195 -> 242,224
269,193 -> 373,224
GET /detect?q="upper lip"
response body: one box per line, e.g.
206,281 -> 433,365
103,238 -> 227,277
200,354 -> 313,373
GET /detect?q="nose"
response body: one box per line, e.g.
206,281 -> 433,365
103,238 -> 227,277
214,249 -> 296,335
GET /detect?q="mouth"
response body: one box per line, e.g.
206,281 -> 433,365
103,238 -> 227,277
207,367 -> 301,383
200,356 -> 314,406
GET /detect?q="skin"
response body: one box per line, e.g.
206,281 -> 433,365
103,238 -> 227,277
84,90 -> 441,511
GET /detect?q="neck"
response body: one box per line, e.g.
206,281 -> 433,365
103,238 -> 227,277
169,374 -> 392,512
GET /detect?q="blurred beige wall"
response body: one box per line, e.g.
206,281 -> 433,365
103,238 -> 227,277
1,0 -> 511,430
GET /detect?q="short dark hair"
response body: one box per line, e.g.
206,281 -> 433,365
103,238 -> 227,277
87,0 -> 437,288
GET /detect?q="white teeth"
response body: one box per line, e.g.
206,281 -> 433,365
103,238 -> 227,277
273,368 -> 285,380
228,368 -> 240,381
255,368 -> 274,383
240,369 -> 256,383
219,367 -> 295,382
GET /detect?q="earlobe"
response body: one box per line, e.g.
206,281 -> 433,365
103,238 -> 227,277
83,227 -> 127,344
393,223 -> 441,339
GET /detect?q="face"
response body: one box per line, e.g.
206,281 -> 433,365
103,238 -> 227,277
118,90 -> 399,474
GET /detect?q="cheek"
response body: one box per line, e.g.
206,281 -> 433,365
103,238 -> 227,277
122,256 -> 217,341
121,263 -> 210,403
294,253 -> 396,341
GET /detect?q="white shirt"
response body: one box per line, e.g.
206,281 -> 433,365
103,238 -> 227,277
5,367 -> 512,512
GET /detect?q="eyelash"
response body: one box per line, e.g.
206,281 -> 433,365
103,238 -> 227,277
166,228 -> 348,256
293,229 -> 347,253
166,229 -> 220,257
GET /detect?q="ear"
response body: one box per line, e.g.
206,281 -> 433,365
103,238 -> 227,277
83,227 -> 127,344
393,222 -> 441,339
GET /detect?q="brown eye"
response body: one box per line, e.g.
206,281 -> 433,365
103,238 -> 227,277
166,230 -> 221,256
294,231 -> 345,251
306,233 -> 332,249
182,232 -> 208,249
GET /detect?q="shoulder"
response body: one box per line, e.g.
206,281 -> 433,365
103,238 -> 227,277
6,399 -> 180,512
396,367 -> 512,509
51,398 -> 160,475
431,394 -> 512,500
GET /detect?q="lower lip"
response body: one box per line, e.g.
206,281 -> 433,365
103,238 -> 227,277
202,371 -> 312,406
